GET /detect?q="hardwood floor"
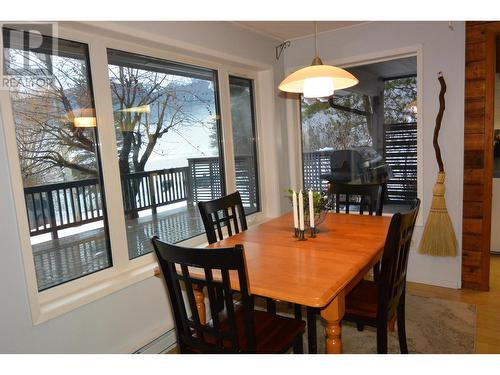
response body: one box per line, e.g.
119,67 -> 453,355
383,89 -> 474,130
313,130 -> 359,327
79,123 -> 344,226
407,254 -> 500,353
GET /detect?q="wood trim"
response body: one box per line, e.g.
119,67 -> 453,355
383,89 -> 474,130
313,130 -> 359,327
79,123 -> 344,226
462,21 -> 500,290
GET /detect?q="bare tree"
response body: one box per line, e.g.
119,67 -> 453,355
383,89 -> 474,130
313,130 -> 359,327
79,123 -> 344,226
8,46 -> 216,187
8,48 -> 98,186
108,65 -> 215,176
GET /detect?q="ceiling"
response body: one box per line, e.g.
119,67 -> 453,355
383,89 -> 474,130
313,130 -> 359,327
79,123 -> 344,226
232,21 -> 367,41
341,56 -> 417,96
349,56 -> 417,80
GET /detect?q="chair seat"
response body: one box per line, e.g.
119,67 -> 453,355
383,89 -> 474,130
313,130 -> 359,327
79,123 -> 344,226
345,279 -> 378,319
204,308 -> 305,353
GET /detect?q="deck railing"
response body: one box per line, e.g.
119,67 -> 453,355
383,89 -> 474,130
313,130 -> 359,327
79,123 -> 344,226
24,178 -> 103,239
24,155 -> 257,239
121,167 -> 190,215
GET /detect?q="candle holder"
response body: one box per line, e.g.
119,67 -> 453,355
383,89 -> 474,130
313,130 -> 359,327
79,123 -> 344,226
294,227 -> 299,238
298,229 -> 306,241
309,227 -> 317,238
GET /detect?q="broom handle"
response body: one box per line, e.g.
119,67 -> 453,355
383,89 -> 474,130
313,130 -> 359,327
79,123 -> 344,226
434,72 -> 446,173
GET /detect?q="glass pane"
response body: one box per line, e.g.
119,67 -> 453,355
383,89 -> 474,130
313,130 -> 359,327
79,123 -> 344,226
229,76 -> 259,214
107,49 -> 225,259
3,30 -> 112,291
301,56 -> 417,213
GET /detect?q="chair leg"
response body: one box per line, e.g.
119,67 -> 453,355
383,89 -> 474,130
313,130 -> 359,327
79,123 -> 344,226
373,262 -> 380,282
293,336 -> 304,354
266,298 -> 276,314
294,304 -> 304,352
294,304 -> 302,320
376,320 -> 388,354
307,307 -> 317,354
388,314 -> 397,332
397,297 -> 408,354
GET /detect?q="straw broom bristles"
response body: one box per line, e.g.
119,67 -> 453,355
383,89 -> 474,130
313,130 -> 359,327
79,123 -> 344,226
418,172 -> 457,256
418,72 -> 457,257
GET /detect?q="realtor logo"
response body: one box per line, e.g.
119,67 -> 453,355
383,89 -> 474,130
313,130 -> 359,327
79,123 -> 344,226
1,22 -> 58,90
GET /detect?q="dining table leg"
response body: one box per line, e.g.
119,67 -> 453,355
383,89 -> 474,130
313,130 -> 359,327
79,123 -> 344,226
193,285 -> 206,325
320,291 -> 345,354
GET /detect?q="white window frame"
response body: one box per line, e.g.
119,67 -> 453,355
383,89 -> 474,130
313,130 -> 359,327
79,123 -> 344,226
0,24 -> 269,324
286,44 -> 424,225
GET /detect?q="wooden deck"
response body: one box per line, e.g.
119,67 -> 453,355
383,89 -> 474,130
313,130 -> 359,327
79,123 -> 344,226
32,203 -> 204,291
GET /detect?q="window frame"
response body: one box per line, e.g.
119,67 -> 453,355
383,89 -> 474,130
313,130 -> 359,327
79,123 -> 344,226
1,25 -> 267,324
105,47 -> 228,260
228,75 -> 261,215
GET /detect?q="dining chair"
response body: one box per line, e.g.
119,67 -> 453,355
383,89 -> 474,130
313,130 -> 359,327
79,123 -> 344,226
304,182 -> 386,354
332,182 -> 385,281
198,191 -> 281,309
198,191 -> 304,346
152,237 -> 305,353
331,182 -> 385,216
198,191 -> 248,245
342,198 -> 420,354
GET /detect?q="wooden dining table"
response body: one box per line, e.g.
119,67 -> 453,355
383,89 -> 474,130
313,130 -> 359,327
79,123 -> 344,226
156,211 -> 392,354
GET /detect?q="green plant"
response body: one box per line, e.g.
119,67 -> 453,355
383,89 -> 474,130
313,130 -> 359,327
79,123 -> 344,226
285,188 -> 328,214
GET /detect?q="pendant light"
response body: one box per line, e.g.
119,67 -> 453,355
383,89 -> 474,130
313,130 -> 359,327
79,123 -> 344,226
278,23 -> 359,98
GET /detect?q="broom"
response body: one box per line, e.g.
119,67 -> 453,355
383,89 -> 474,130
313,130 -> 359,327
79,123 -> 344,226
418,72 -> 458,257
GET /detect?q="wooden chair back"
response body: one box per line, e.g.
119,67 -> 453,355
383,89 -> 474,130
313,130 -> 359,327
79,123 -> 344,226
378,199 -> 420,319
198,191 -> 248,244
332,183 -> 384,216
152,236 -> 255,353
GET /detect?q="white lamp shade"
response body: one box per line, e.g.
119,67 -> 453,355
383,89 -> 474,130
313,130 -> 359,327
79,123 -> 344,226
303,76 -> 334,98
279,64 -> 358,95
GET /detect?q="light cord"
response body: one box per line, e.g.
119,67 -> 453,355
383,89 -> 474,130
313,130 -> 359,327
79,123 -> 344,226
314,22 -> 318,57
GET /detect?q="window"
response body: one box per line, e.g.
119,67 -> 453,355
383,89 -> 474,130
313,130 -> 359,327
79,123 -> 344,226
229,76 -> 260,214
3,30 -> 112,290
107,49 -> 225,259
301,56 -> 417,213
2,28 -> 266,320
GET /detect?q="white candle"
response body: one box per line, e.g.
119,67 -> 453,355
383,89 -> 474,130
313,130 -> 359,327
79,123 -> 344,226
292,190 -> 298,229
298,190 -> 304,231
309,189 -> 315,228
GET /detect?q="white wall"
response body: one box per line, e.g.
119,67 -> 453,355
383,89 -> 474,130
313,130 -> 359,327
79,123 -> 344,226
283,21 -> 465,288
0,21 -> 288,353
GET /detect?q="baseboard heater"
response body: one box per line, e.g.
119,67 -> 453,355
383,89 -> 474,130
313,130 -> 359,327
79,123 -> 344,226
134,329 -> 177,354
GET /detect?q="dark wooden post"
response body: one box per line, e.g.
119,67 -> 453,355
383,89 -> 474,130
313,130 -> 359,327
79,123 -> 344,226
186,160 -> 194,204
149,172 -> 157,215
47,191 -> 58,240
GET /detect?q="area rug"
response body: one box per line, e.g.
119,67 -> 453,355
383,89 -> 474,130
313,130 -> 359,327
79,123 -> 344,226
303,294 -> 476,354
